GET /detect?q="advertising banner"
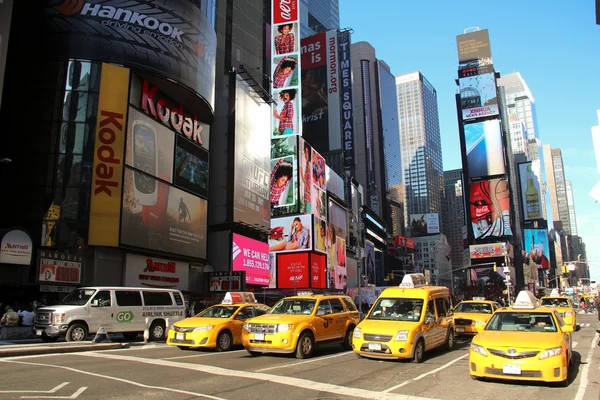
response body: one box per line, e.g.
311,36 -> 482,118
233,77 -> 271,229
174,136 -> 209,199
271,136 -> 298,212
314,215 -> 327,253
311,253 -> 327,289
464,119 -> 505,179
277,252 -> 309,289
298,138 -> 327,219
456,29 -> 492,65
469,243 -> 509,259
38,250 -> 83,285
44,0 -> 217,108
459,72 -> 499,120
523,229 -> 550,270
232,234 -> 270,286
120,168 -> 207,259
326,166 -> 345,200
328,200 -> 347,290
269,214 -> 312,253
518,162 -> 542,221
394,236 -> 415,250
125,253 -> 189,291
338,30 -> 355,167
409,213 -> 440,236
0,230 -> 32,265
88,63 -> 130,247
208,271 -> 244,292
469,179 -> 512,239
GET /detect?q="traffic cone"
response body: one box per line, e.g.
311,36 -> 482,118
143,328 -> 150,343
92,327 -> 111,343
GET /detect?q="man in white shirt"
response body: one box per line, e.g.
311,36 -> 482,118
18,305 -> 35,327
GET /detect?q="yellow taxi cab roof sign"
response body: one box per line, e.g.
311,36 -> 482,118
399,273 -> 427,288
512,290 -> 538,310
222,292 -> 256,304
550,288 -> 560,296
472,296 -> 486,301
296,291 -> 314,296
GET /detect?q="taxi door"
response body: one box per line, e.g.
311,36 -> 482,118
231,306 -> 254,344
423,299 -> 441,349
314,300 -> 337,341
327,298 -> 348,340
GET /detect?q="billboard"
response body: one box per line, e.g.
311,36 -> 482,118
464,119 -> 505,179
174,136 -> 209,199
271,136 -> 298,211
269,214 -> 312,253
120,168 -> 207,259
298,138 -> 327,219
469,242 -> 509,259
459,72 -> 499,120
311,253 -> 327,289
233,77 -> 271,229
44,0 -> 217,108
469,179 -> 512,239
338,30 -> 355,167
232,234 -> 270,286
300,30 -> 341,151
124,253 -> 189,291
523,229 -> 550,270
38,250 -> 83,285
456,29 -> 492,65
0,230 -> 32,266
409,213 -> 440,236
208,271 -> 244,292
326,166 -> 345,200
518,162 -> 542,221
277,252 -> 309,289
328,200 -> 347,290
88,63 -> 130,247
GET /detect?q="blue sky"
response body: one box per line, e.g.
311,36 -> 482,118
340,0 -> 600,282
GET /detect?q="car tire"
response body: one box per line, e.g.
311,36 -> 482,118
412,338 -> 425,363
216,330 -> 233,352
149,320 -> 166,341
41,333 -> 59,343
122,332 -> 139,341
66,323 -> 88,342
342,325 -> 354,350
445,328 -> 455,350
295,331 -> 314,359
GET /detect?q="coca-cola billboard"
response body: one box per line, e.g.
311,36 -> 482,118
272,0 -> 298,25
277,252 -> 309,289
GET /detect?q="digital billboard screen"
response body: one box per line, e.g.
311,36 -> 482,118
277,252 -> 309,289
269,214 -> 312,253
518,162 -> 543,221
523,228 -> 550,270
459,72 -> 499,120
464,120 -> 505,179
456,29 -> 492,65
232,234 -> 270,286
469,179 -> 512,240
328,200 -> 347,290
271,136 -> 298,213
409,213 -> 440,236
174,136 -> 209,198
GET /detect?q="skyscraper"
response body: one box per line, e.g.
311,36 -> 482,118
544,145 -> 572,234
442,169 -> 467,286
565,180 -> 578,236
299,0 -> 340,38
395,71 -> 444,232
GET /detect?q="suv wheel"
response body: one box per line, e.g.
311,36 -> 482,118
66,323 -> 88,342
295,332 -> 314,359
342,326 -> 354,350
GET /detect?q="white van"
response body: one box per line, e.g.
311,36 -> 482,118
34,287 -> 186,342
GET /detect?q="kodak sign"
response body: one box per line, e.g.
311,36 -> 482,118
88,63 -> 130,246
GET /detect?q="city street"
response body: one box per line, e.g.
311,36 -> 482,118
0,314 -> 598,400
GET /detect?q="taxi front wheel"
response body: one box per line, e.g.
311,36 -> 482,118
296,332 -> 314,359
412,339 -> 425,363
216,331 -> 233,352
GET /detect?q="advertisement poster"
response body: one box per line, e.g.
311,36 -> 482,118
231,234 -> 270,286
338,30 -> 355,168
233,77 -> 271,229
44,0 -> 217,109
124,253 -> 189,291
314,216 -> 327,253
456,29 -> 492,66
272,55 -> 299,89
208,271 -> 243,292
459,72 -> 499,120
409,213 -> 440,236
464,119 -> 506,179
271,136 -> 298,213
38,251 -> 83,285
120,168 -> 207,259
311,253 -> 327,289
469,243 -> 509,259
272,88 -> 300,137
326,166 -> 345,200
518,162 -> 542,221
299,137 -> 312,214
268,253 -> 277,289
174,136 -> 209,199
0,230 -> 32,265
272,21 -> 298,55
269,214 -> 312,253
523,229 -> 550,270
328,200 -> 347,289
469,179 -> 512,239
277,252 -> 309,289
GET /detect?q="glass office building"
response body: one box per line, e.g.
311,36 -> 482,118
299,0 -> 340,38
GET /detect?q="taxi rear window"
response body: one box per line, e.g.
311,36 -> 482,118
485,312 -> 557,332
540,298 -> 570,308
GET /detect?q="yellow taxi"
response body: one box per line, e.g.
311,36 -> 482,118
469,290 -> 576,385
452,298 -> 501,336
352,273 -> 454,362
241,292 -> 360,359
539,289 -> 576,328
167,292 -> 270,351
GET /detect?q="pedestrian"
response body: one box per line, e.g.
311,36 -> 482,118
0,305 -> 19,327
19,304 -> 34,327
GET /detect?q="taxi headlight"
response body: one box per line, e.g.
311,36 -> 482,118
53,313 -> 66,324
243,322 -> 250,331
539,346 -> 562,360
470,343 -> 487,357
193,325 -> 215,332
353,327 -> 362,338
563,312 -> 572,317
394,330 -> 409,341
473,320 -> 487,325
277,324 -> 292,333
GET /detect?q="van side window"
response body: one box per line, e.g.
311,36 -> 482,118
426,300 -> 435,319
115,291 -> 142,307
329,298 -> 345,314
435,298 -> 445,317
93,291 -> 111,307
143,291 -> 173,306
342,298 -> 357,312
172,292 -> 184,306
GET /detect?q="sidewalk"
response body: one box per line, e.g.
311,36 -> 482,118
0,340 -> 128,358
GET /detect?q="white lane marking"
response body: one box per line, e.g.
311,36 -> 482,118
21,386 -> 87,399
80,352 -> 435,400
256,351 -> 352,372
165,350 -> 246,360
382,354 -> 469,393
0,360 -> 226,400
0,382 -> 69,394
574,331 -> 600,400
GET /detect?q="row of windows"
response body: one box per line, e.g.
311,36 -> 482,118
93,290 -> 183,307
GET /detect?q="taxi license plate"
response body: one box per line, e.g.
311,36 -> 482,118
503,364 -> 521,375
254,333 -> 265,341
176,333 -> 185,341
456,327 -> 465,332
368,343 -> 382,351
36,330 -> 42,336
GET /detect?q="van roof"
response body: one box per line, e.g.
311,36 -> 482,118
380,286 -> 450,297
78,287 -> 182,292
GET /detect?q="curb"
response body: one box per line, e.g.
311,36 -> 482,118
0,342 -> 128,358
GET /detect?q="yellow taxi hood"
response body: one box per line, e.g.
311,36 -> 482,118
174,317 -> 228,328
453,312 -> 493,321
358,318 -> 420,332
247,314 -> 314,324
474,330 -> 563,349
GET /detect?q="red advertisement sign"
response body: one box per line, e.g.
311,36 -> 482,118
310,253 -> 326,289
300,32 -> 326,68
277,252 -> 309,289
273,0 -> 298,25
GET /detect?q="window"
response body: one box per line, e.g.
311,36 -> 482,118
115,291 -> 143,307
142,291 -> 173,306
235,307 -> 254,320
329,298 -> 345,314
254,306 -> 269,316
92,291 -> 111,307
342,298 -> 357,312
435,297 -> 445,317
426,300 -> 435,320
172,292 -> 184,306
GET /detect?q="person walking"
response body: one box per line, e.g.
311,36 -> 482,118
0,305 -> 19,327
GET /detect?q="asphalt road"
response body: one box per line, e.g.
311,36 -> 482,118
0,313 -> 598,400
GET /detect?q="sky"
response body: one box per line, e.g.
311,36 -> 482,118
340,0 -> 600,283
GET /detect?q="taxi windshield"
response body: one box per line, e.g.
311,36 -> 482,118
485,312 -> 557,332
367,298 -> 423,321
455,302 -> 493,314
269,299 -> 316,315
540,298 -> 570,308
196,305 -> 239,318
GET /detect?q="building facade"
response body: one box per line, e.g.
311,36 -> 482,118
442,169 -> 467,289
299,0 -> 340,38
543,145 -> 572,235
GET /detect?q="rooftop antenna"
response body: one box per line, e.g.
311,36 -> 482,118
463,26 -> 480,34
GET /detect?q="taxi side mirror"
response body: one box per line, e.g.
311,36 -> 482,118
91,299 -> 100,307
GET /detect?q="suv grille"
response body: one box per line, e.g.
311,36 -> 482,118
363,334 -> 393,342
247,324 -> 277,334
173,326 -> 195,333
454,318 -> 472,326
488,348 -> 540,359
35,312 -> 52,325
